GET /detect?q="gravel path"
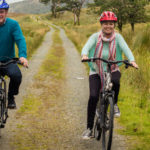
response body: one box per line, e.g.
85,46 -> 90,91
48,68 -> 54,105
0,21 -> 129,150
50,24 -> 128,150
0,26 -> 54,150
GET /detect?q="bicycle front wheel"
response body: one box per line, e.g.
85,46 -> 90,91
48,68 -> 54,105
0,100 -> 2,137
94,117 -> 102,141
102,96 -> 114,150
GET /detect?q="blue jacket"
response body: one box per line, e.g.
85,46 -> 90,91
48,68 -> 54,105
0,18 -> 27,61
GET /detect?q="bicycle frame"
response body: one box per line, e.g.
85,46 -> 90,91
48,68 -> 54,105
96,63 -> 115,129
94,65 -> 115,150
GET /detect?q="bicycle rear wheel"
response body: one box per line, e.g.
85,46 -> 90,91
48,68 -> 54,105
102,96 -> 114,150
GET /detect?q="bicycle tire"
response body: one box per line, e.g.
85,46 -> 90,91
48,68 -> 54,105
0,98 -> 5,128
0,91 -> 5,137
0,100 -> 1,137
102,96 -> 114,150
0,80 -> 6,128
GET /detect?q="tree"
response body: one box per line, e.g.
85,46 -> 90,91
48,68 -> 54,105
39,0 -> 85,25
39,0 -> 61,18
127,0 -> 146,31
107,0 -> 128,32
90,0 -> 127,31
61,0 -> 86,25
88,0 -> 127,31
91,0 -> 147,32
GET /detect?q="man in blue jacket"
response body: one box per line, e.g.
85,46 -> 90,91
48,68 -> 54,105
0,0 -> 28,109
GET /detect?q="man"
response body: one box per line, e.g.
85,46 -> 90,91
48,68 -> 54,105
0,0 -> 28,109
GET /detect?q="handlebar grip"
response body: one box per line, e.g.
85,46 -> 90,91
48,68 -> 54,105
81,59 -> 89,62
82,58 -> 95,62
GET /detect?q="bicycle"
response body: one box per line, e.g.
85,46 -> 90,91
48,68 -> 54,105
82,57 -> 136,150
0,57 -> 22,137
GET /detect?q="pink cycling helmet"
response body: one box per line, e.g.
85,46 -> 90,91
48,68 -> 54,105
100,11 -> 117,22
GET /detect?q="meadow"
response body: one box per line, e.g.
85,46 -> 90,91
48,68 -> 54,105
8,13 -> 50,58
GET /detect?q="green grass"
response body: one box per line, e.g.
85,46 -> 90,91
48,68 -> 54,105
43,9 -> 150,150
8,14 -> 50,58
118,24 -> 150,150
36,28 -> 65,80
17,94 -> 42,117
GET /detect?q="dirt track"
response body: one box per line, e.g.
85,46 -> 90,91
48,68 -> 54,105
0,22 -> 129,150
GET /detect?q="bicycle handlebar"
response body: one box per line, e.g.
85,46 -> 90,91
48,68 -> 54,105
0,58 -> 22,67
81,57 -> 137,69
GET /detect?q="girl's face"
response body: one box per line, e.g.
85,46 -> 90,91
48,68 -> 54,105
101,21 -> 115,35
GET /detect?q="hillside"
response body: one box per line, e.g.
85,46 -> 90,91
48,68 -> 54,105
9,0 -> 94,14
9,0 -> 50,14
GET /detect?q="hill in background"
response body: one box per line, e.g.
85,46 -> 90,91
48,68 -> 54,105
9,0 -> 94,14
9,0 -> 50,14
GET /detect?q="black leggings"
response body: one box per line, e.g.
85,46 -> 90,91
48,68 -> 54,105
87,71 -> 121,130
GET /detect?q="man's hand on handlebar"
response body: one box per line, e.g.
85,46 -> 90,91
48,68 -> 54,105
19,57 -> 28,68
82,55 -> 88,60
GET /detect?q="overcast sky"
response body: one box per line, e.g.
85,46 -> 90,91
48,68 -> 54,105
6,0 -> 25,4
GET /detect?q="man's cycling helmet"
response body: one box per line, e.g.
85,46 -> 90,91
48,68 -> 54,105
100,11 -> 117,22
0,0 -> 9,9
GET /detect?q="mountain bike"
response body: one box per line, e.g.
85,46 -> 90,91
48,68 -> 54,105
82,57 -> 135,150
0,57 -> 22,137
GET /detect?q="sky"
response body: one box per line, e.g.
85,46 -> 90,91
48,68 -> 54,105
6,0 -> 25,4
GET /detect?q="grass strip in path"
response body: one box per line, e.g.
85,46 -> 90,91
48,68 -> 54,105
11,28 -> 67,150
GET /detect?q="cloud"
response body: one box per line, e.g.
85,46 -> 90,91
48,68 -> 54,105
6,0 -> 24,4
